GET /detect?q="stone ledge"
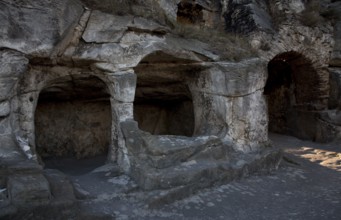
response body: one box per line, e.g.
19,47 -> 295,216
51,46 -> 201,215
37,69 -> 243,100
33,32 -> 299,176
7,173 -> 51,207
146,148 -> 281,208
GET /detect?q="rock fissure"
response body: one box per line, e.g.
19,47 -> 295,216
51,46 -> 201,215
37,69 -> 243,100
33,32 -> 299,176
54,8 -> 91,59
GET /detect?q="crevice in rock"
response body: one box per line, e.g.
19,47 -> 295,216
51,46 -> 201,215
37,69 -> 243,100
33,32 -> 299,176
126,27 -> 167,37
54,8 -> 92,65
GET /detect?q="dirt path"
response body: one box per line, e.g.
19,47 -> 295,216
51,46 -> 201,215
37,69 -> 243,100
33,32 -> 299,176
66,133 -> 340,220
8,134 -> 341,220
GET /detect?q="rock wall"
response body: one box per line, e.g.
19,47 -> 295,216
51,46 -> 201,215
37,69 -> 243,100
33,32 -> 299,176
0,49 -> 28,161
239,0 -> 340,142
0,0 -> 339,210
134,101 -> 195,136
35,100 -> 111,159
325,0 -> 341,140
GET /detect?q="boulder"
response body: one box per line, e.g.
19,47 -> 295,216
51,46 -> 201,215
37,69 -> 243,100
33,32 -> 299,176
8,173 -> 51,206
43,169 -> 76,204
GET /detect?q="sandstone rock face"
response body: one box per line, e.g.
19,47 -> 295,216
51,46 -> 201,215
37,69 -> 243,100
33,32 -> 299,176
0,0 -> 83,56
0,0 -> 339,210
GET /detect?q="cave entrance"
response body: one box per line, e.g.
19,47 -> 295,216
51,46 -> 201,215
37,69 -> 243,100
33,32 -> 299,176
133,51 -> 195,137
34,75 -> 112,173
177,0 -> 204,24
265,51 -> 321,137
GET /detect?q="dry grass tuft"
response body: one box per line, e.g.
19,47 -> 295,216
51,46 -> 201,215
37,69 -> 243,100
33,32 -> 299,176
172,23 -> 256,61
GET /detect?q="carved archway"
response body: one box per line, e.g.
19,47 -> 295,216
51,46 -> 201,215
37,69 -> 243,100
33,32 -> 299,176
35,75 -> 111,162
265,51 -> 324,138
16,66 -> 133,167
177,0 -> 204,25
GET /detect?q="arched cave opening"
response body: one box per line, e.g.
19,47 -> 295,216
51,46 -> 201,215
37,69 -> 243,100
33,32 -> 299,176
177,0 -> 204,24
34,75 -> 112,173
133,51 -> 195,137
265,51 -> 321,136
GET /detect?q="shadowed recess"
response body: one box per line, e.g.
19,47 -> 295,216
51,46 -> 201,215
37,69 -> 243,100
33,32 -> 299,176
177,0 -> 204,24
133,51 -> 196,136
265,51 -> 321,135
35,75 -> 112,161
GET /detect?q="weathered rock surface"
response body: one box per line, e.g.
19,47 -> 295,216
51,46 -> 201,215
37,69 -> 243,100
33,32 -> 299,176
0,135 -> 24,161
329,68 -> 341,108
35,100 -> 111,159
121,120 -> 280,190
0,0 -> 339,214
43,169 -> 76,204
82,11 -> 133,43
222,0 -> 274,34
0,49 -> 28,101
8,173 -> 50,206
0,101 -> 10,118
329,1 -> 341,67
0,0 -> 83,56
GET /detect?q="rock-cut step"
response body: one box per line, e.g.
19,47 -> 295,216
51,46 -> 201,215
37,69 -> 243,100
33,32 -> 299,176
142,134 -> 232,169
133,148 -> 281,192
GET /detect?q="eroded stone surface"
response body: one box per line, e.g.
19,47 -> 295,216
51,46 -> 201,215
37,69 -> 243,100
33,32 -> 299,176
222,0 -> 274,34
0,135 -> 24,160
8,174 -> 50,206
0,101 -> 10,118
35,100 -> 111,159
329,68 -> 341,108
330,2 -> 341,67
43,169 -> 76,203
0,0 -> 83,56
82,10 -> 133,43
0,49 -> 28,101
0,0 -> 339,213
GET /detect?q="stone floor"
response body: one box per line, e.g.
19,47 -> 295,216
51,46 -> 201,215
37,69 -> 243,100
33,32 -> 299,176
3,133 -> 341,220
